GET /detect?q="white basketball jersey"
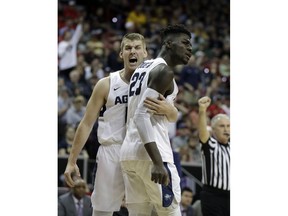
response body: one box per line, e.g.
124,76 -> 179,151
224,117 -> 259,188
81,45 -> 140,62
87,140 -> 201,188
97,71 -> 128,145
120,58 -> 178,163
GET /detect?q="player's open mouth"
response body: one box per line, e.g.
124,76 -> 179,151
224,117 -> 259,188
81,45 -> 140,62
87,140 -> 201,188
129,57 -> 137,65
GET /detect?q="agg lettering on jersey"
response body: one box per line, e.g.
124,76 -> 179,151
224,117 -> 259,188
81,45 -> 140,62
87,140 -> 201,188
115,95 -> 128,105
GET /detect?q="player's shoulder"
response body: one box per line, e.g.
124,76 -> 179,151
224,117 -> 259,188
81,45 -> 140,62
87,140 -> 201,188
150,63 -> 173,79
92,76 -> 110,95
97,76 -> 110,86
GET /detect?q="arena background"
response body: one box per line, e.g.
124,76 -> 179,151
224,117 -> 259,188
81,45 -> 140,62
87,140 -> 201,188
57,0 -> 230,202
2,0 -> 288,215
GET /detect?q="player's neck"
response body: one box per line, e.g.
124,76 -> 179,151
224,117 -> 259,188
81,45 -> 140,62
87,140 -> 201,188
120,69 -> 130,84
157,50 -> 175,67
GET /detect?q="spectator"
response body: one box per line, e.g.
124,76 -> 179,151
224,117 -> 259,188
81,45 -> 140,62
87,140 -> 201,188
58,17 -> 83,80
58,85 -> 72,141
106,40 -> 124,71
58,86 -> 72,120
179,55 -> 202,90
218,54 -> 230,78
58,125 -> 75,156
86,29 -> 105,58
66,69 -> 91,99
206,95 -> 226,119
66,95 -> 86,128
171,121 -> 190,155
180,187 -> 195,216
84,57 -> 105,81
58,177 -> 92,216
58,125 -> 89,158
220,95 -> 230,116
126,5 -> 147,31
187,135 -> 202,165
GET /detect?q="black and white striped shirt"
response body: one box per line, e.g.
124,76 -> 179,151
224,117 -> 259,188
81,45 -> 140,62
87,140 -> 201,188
200,136 -> 230,191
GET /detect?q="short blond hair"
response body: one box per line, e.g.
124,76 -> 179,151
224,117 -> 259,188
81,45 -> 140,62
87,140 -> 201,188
120,33 -> 146,51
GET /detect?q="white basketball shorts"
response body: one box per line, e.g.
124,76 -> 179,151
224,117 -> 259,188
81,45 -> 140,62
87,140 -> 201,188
91,144 -> 124,211
120,160 -> 181,215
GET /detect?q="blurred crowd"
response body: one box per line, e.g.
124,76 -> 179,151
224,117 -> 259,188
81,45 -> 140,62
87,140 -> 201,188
58,0 -> 230,166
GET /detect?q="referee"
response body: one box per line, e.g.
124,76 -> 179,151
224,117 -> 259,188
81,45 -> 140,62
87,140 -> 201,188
198,96 -> 230,216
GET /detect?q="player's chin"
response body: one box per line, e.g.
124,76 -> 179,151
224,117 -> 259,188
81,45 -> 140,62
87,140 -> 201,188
183,59 -> 189,64
128,63 -> 139,70
182,56 -> 189,64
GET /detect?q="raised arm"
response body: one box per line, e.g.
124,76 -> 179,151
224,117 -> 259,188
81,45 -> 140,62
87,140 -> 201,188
198,96 -> 211,143
64,77 -> 109,187
71,17 -> 84,45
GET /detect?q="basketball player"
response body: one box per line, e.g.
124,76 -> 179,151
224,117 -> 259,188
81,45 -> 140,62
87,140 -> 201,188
120,24 -> 193,216
63,33 -> 178,216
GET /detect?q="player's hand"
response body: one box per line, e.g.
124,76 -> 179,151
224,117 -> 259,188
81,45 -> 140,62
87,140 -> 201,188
151,164 -> 170,186
64,163 -> 81,187
198,96 -> 211,111
144,94 -> 168,116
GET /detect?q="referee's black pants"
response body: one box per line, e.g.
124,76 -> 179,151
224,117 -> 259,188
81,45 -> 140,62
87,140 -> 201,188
200,189 -> 230,216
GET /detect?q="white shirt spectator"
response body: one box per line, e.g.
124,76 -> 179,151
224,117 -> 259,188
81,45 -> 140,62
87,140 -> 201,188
58,23 -> 82,70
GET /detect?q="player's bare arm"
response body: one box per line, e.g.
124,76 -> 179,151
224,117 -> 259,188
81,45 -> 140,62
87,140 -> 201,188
148,64 -> 174,95
146,64 -> 177,122
143,94 -> 178,122
64,77 -> 109,187
136,64 -> 175,186
198,96 -> 211,144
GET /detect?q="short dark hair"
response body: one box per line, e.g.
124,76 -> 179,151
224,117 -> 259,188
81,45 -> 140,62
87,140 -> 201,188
181,186 -> 193,195
160,24 -> 191,41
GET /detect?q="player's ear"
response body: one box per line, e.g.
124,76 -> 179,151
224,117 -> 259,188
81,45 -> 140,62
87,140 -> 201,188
144,49 -> 148,58
165,40 -> 172,49
119,51 -> 123,59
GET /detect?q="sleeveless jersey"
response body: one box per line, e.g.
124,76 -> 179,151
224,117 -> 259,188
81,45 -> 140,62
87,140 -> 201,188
97,71 -> 128,145
120,58 -> 178,163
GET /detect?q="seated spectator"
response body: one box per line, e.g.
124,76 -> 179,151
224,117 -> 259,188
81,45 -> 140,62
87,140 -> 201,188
179,55 -> 202,90
58,86 -> 72,141
172,121 -> 190,153
220,95 -> 230,116
187,135 -> 202,165
180,187 -> 195,216
84,57 -> 105,81
126,5 -> 147,31
58,86 -> 72,121
58,177 -> 92,216
66,69 -> 91,99
86,29 -> 105,58
106,40 -> 124,71
66,95 -> 86,128
218,54 -> 230,78
58,125 -> 75,156
206,95 -> 226,119
58,125 -> 89,158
